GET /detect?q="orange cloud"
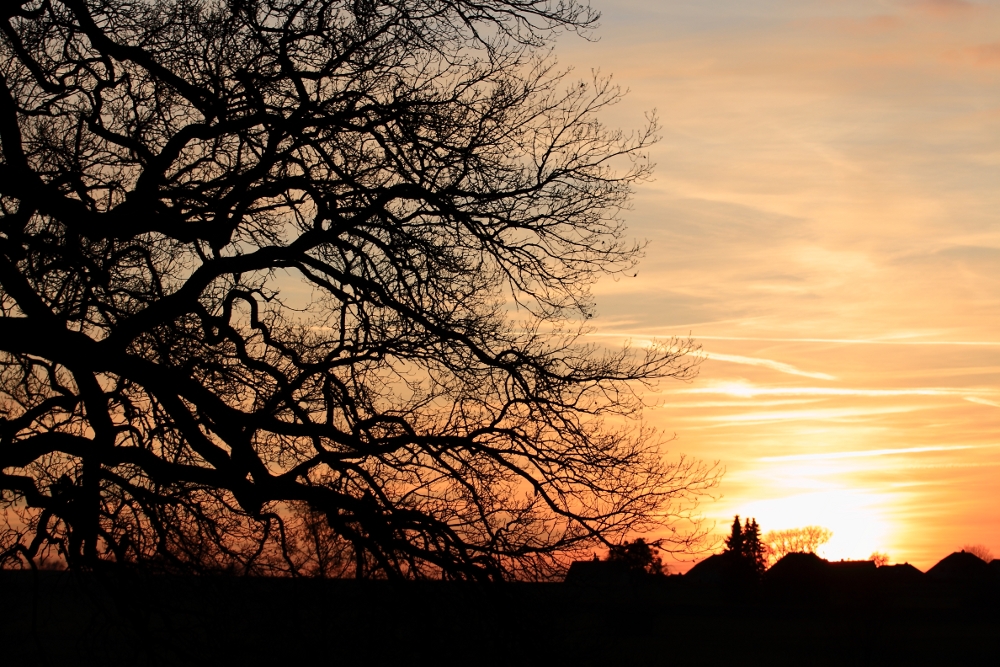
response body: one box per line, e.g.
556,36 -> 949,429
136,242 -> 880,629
814,14 -> 903,36
969,42 -> 1000,65
943,42 -> 1000,67
911,0 -> 980,16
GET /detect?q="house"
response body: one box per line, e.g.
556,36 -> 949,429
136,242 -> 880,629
875,562 -> 924,585
764,552 -> 829,586
684,552 -> 757,585
925,551 -> 991,582
827,559 -> 877,577
564,559 -> 632,585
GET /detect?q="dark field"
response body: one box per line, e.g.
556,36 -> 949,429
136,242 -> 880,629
2,571 -> 999,666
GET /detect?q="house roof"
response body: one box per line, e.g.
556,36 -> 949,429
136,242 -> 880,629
565,559 -> 631,585
684,552 -> 758,583
925,551 -> 990,580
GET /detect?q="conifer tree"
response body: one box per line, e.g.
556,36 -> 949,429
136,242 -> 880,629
724,515 -> 766,577
725,516 -> 745,555
742,518 -> 767,575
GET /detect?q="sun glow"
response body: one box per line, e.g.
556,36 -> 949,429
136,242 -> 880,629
730,488 -> 897,562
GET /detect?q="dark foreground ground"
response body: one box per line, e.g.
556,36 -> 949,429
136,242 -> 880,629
2,571 -> 999,666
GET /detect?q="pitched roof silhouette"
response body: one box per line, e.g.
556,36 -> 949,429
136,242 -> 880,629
684,552 -> 759,584
684,553 -> 728,582
925,551 -> 991,581
565,559 -> 631,585
876,562 -> 924,584
764,552 -> 828,583
828,559 -> 877,575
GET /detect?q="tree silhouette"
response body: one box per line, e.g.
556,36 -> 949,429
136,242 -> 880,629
725,516 -> 744,556
763,526 -> 832,566
724,515 -> 767,576
0,0 -> 718,580
962,544 -> 993,563
869,552 -> 890,567
607,538 -> 666,577
742,518 -> 765,575
723,516 -> 765,576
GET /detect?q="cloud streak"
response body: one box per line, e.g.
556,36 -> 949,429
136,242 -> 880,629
760,444 -> 1000,463
683,383 -> 993,399
964,396 -> 1000,408
703,352 -> 836,380
591,332 -> 1000,347
699,405 -> 930,424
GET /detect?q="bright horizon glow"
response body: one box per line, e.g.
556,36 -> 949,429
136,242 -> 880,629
561,0 -> 1000,570
734,489 -> 895,563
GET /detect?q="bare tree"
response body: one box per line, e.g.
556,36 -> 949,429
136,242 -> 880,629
962,544 -> 993,563
0,0 -> 718,580
869,551 -> 889,567
763,526 -> 832,567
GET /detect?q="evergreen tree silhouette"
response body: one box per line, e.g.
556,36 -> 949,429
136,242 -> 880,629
742,518 -> 767,575
725,516 -> 745,555
724,515 -> 766,578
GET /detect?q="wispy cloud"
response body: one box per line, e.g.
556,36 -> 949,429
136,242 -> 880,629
699,405 -> 928,424
760,444 -> 1000,462
697,336 -> 1000,347
586,332 -> 1000,347
964,396 -> 1000,408
656,398 -> 824,409
683,382 -> 988,399
967,42 -> 1000,65
704,352 -> 836,380
911,0 -> 979,16
580,332 -> 836,378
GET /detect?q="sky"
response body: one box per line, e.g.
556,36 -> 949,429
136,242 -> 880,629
558,0 -> 1000,569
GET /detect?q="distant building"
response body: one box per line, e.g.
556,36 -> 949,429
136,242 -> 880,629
876,562 -> 924,585
828,559 -> 877,576
684,552 -> 757,584
925,551 -> 991,582
564,559 -> 632,585
764,552 -> 829,587
764,554 -> 885,595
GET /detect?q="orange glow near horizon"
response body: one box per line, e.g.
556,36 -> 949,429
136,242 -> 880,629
561,0 -> 1000,571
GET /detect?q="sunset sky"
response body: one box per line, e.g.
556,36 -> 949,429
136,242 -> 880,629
561,0 -> 1000,569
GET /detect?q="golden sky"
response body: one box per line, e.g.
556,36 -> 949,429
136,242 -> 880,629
562,0 -> 1000,569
